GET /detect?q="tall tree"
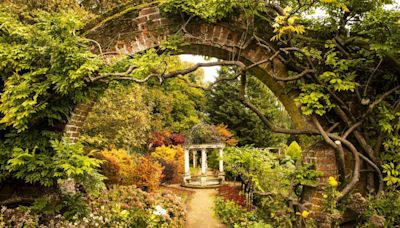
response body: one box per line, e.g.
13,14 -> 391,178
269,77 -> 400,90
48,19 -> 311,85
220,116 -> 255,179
206,67 -> 288,147
81,57 -> 207,150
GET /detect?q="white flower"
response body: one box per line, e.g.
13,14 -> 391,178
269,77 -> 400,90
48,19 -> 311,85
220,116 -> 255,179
153,205 -> 167,216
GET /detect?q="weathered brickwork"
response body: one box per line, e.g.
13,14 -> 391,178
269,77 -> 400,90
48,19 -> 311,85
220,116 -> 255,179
302,141 -> 339,213
65,102 -> 94,142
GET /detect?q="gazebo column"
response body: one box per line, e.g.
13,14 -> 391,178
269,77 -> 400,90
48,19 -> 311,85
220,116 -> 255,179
192,150 -> 197,168
218,148 -> 225,182
183,148 -> 191,185
201,148 -> 207,186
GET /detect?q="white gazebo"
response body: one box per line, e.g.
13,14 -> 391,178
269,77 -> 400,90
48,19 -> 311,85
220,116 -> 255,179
182,124 -> 225,188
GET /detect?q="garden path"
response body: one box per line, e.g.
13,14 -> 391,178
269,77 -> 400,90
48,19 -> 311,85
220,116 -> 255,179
185,188 -> 225,228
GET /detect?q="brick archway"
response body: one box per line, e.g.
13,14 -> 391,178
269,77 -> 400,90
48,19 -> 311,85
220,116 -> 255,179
65,5 -> 308,141
64,4 -> 339,211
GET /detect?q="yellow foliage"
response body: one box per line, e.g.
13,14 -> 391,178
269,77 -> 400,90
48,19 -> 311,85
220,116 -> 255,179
95,148 -> 163,190
271,7 -> 305,41
151,145 -> 184,163
151,145 -> 184,182
215,124 -> 238,146
95,148 -> 136,185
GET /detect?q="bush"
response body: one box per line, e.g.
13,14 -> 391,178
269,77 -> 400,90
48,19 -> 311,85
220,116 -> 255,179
151,145 -> 183,184
358,191 -> 400,227
217,185 -> 246,207
94,148 -> 136,185
215,124 -> 238,146
214,197 -> 271,228
285,141 -> 302,161
95,148 -> 163,191
148,131 -> 185,148
6,138 -> 105,194
0,185 -> 186,227
159,160 -> 179,184
132,156 -> 164,191
207,149 -> 220,170
25,193 -> 89,221
223,146 -> 320,226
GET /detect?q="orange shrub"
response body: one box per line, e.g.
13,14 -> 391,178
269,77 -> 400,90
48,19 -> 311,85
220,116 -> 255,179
132,156 -> 163,191
95,148 -> 136,185
95,148 -> 163,191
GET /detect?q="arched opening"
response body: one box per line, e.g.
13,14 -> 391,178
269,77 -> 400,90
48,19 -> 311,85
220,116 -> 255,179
63,5 -> 340,212
65,5 -> 309,141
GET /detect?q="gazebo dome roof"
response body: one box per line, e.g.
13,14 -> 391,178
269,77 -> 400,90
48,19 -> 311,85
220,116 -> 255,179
186,123 -> 222,145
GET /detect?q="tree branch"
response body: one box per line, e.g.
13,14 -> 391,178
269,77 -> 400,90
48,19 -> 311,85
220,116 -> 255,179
271,69 -> 315,81
89,61 -> 246,84
364,85 -> 400,117
177,74 -> 240,91
238,72 -> 317,135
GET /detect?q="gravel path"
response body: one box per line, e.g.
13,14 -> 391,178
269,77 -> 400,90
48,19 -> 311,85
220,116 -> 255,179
185,188 -> 225,228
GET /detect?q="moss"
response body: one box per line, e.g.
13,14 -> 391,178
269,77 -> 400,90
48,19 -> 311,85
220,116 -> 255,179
82,1 -> 158,36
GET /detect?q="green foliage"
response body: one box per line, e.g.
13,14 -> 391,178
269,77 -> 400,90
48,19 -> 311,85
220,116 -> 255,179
0,8 -> 103,132
6,138 -> 105,194
162,0 -> 241,22
26,194 -> 89,221
295,83 -> 334,116
81,84 -> 152,150
362,192 -> 400,227
285,141 -> 302,161
207,149 -> 220,170
206,68 -> 288,147
382,162 -> 400,187
147,58 -> 206,132
224,146 -> 321,226
377,104 -> 400,189
82,57 -> 206,151
214,197 -> 272,228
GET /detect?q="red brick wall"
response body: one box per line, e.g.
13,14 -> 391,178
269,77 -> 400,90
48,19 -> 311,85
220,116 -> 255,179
302,141 -> 339,212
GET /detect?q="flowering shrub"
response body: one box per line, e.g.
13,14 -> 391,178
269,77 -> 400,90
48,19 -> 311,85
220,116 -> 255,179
217,185 -> 246,207
347,191 -> 400,227
317,176 -> 343,226
81,185 -> 185,227
0,185 -> 186,227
